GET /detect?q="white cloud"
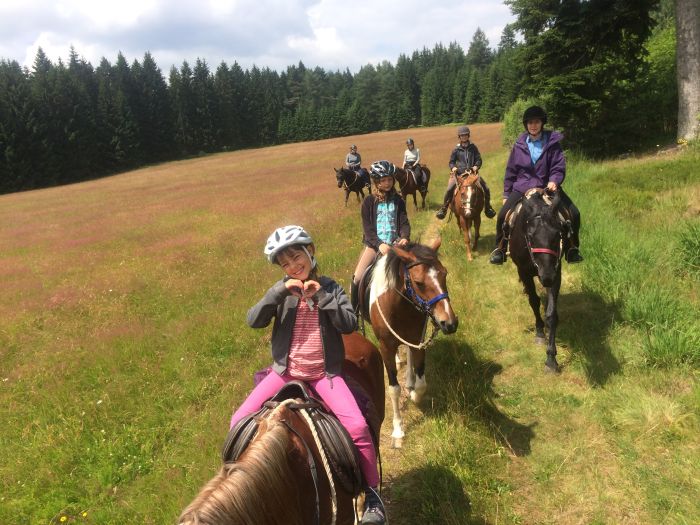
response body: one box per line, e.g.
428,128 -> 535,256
1,0 -> 515,73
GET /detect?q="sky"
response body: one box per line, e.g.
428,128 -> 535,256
0,0 -> 515,74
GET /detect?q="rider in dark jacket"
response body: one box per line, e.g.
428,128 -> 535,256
436,125 -> 496,220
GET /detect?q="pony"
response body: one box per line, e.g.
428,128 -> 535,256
361,239 -> 458,447
449,170 -> 484,261
508,189 -> 568,373
334,167 -> 370,206
393,166 -> 431,210
178,332 -> 385,525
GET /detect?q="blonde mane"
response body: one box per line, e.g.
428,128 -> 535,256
178,418 -> 305,525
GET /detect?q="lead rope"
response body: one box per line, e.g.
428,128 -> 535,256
375,295 -> 438,350
298,408 -> 338,525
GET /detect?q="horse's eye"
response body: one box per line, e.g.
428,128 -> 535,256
415,281 -> 425,290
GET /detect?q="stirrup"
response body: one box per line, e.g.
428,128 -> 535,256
489,248 -> 506,265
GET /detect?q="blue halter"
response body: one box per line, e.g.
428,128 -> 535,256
403,263 -> 449,314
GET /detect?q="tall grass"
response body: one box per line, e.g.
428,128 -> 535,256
567,145 -> 700,367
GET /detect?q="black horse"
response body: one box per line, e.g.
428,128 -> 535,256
334,167 -> 370,206
508,190 -> 569,373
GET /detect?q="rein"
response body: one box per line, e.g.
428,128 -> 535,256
341,170 -> 360,190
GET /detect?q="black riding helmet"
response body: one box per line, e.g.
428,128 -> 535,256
406,138 -> 414,145
522,106 -> 548,128
370,160 -> 396,180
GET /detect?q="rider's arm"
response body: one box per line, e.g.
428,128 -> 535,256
246,280 -> 289,328
414,148 -> 421,165
503,146 -> 518,198
361,197 -> 382,250
472,144 -> 483,170
397,197 -> 411,242
448,148 -> 458,171
547,142 -> 566,187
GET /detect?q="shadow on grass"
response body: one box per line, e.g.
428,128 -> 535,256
557,290 -> 622,386
387,464 -> 491,525
422,339 -> 535,457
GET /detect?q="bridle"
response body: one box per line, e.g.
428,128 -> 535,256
524,214 -> 561,272
375,260 -> 449,350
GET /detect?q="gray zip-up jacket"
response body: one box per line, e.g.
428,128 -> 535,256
246,276 -> 356,376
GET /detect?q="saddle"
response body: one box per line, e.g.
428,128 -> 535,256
222,379 -> 379,496
356,256 -> 380,325
504,188 -> 572,238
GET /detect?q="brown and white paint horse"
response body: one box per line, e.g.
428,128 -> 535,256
366,239 -> 458,447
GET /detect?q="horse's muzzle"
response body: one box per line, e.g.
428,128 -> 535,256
439,318 -> 458,334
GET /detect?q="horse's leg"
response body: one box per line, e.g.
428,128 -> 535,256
412,191 -> 418,211
407,347 -> 427,403
463,217 -> 473,261
380,339 -> 405,447
544,270 -> 561,373
345,189 -> 350,207
473,215 -> 481,251
356,190 -> 362,203
518,268 -> 545,343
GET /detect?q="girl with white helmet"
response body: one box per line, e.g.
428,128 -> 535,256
351,161 -> 411,313
230,225 -> 387,525
402,138 -> 427,191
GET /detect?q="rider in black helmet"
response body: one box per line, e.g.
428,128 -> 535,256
489,105 -> 583,265
435,125 -> 497,220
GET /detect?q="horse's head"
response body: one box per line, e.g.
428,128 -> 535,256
390,238 -> 458,334
456,173 -> 482,218
179,404 -> 312,525
334,167 -> 345,188
521,192 -> 563,287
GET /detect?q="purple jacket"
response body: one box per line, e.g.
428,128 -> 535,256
503,131 -> 566,198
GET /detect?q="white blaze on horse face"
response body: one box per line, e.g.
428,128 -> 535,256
427,267 -> 448,306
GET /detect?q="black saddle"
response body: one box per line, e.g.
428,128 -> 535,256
222,379 -> 371,496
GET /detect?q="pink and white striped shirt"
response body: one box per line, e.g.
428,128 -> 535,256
287,300 -> 325,380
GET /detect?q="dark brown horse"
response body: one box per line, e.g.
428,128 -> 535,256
178,332 -> 385,525
363,239 -> 457,447
508,189 -> 566,373
393,166 -> 431,210
449,171 -> 484,261
334,167 -> 370,206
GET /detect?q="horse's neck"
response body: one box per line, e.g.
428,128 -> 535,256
369,256 -> 401,305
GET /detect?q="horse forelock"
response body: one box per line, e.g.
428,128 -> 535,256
384,243 -> 438,285
178,417 -> 305,525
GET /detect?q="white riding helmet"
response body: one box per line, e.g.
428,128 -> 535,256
264,225 -> 314,264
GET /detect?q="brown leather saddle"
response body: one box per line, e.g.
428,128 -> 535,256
222,379 -> 380,496
355,256 -> 380,332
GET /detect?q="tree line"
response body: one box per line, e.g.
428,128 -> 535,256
0,0 -> 688,194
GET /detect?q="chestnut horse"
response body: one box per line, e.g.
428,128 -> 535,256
334,167 -> 370,206
449,170 -> 484,261
178,332 -> 385,525
393,166 -> 431,210
508,189 -> 567,373
364,239 -> 458,447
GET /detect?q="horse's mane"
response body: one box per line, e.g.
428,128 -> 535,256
524,191 -> 560,224
384,243 -> 438,290
178,418 -> 305,525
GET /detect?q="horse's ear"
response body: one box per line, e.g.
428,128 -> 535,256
427,237 -> 442,252
391,245 -> 417,264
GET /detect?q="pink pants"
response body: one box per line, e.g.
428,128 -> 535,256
230,371 -> 379,487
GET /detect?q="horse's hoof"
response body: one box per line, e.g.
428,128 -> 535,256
544,361 -> 560,374
535,336 -> 546,345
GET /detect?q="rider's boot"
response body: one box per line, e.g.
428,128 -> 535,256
489,237 -> 508,265
435,188 -> 454,220
362,486 -> 386,525
563,234 -> 584,263
484,190 -> 497,219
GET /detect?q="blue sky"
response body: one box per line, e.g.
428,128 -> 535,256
1,0 -> 515,73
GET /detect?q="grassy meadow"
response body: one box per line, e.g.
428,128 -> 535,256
0,124 -> 698,524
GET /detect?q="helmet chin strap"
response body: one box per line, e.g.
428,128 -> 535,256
301,246 -> 317,270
